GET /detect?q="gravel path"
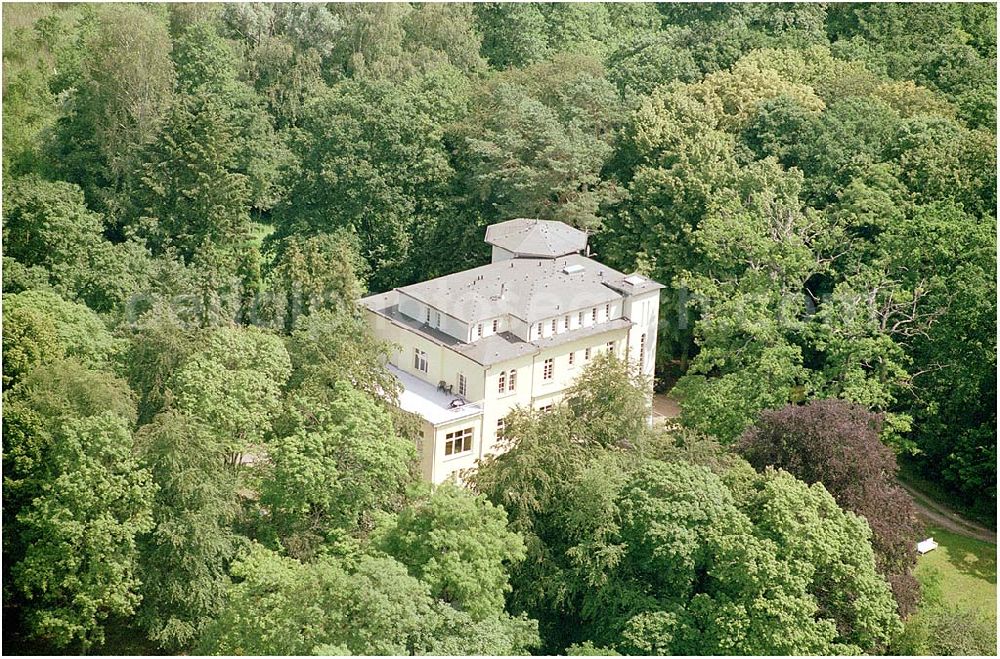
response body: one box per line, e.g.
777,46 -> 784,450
899,480 -> 996,545
652,393 -> 681,420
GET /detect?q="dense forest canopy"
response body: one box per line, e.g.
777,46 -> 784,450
1,2 -> 996,656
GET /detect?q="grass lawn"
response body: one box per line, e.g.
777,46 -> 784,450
915,524 -> 997,623
249,219 -> 275,249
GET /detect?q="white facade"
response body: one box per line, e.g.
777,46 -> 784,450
360,219 -> 663,484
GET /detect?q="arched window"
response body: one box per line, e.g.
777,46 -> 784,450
509,369 -> 517,392
498,371 -> 506,394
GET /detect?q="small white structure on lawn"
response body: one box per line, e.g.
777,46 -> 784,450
916,537 -> 939,555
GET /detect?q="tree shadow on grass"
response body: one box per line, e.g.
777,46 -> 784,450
922,524 -> 997,588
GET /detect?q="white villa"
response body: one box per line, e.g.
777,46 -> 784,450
360,218 -> 663,483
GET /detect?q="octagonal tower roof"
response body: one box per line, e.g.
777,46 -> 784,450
484,218 -> 588,259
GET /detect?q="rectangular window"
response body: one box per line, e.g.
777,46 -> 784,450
543,358 -> 554,380
477,323 -> 483,338
508,368 -> 517,392
496,417 -> 506,441
607,341 -> 615,354
414,348 -> 428,372
538,404 -> 554,413
492,319 -> 499,333
564,315 -> 570,330
498,371 -> 506,394
578,310 -> 584,325
639,333 -> 647,368
591,307 -> 597,322
605,303 -> 611,319
444,427 -> 473,456
458,373 -> 467,397
568,351 -> 575,366
551,318 -> 557,334
434,311 -> 442,327
536,322 -> 543,338
425,307 -> 431,324
585,347 -> 591,361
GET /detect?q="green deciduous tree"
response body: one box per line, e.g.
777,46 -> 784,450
3,361 -> 138,571
2,298 -> 62,388
285,308 -> 400,410
1,5 -> 70,177
475,436 -> 901,654
379,484 -> 525,619
2,175 -> 103,278
2,290 -> 116,374
475,2 -> 550,69
10,412 -> 155,650
50,4 -> 175,215
877,203 -> 997,510
606,28 -> 701,99
261,383 -> 415,555
402,3 -> 488,76
198,544 -> 539,655
168,326 -> 291,466
0,175 -> 150,312
564,353 -> 653,449
271,73 -> 460,290
669,160 -> 822,442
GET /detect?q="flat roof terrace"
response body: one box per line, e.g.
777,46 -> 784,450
388,364 -> 482,426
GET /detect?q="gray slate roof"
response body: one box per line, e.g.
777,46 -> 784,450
484,218 -> 588,258
360,290 -> 636,367
396,254 -> 627,325
453,331 -> 539,365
